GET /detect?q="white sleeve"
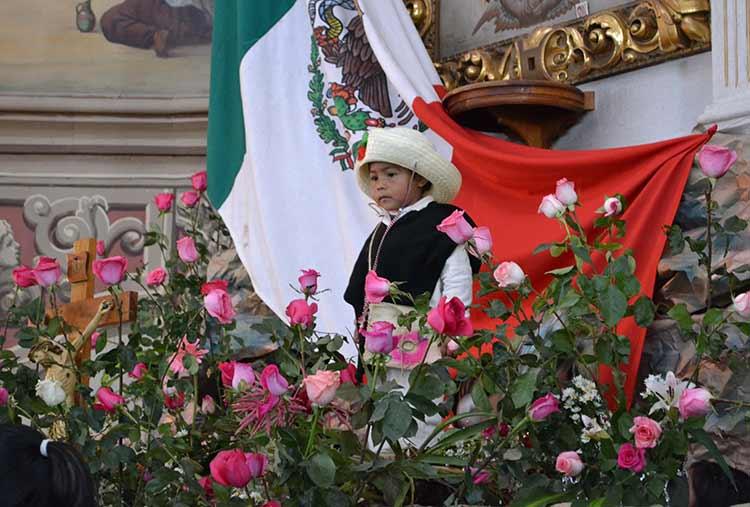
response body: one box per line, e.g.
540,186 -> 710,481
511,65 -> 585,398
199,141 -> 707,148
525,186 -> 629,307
431,245 -> 473,309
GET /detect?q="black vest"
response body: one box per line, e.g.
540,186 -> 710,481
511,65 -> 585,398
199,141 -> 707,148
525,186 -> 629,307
344,202 -> 481,319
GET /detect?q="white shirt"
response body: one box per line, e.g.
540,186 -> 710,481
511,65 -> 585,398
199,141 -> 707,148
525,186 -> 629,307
374,196 -> 474,309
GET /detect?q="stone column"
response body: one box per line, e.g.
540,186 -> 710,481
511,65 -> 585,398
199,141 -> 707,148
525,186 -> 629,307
697,0 -> 750,132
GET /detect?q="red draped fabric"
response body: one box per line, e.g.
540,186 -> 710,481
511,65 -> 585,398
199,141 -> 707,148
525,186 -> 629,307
414,94 -> 716,406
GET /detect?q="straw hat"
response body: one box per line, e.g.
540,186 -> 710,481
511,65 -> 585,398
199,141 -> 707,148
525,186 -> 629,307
354,127 -> 461,203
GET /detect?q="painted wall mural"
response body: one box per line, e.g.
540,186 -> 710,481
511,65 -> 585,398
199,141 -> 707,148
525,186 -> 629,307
439,0 -> 623,57
0,0 -> 213,97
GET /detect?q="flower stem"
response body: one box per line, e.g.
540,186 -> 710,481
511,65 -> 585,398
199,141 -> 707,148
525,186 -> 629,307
304,406 -> 320,458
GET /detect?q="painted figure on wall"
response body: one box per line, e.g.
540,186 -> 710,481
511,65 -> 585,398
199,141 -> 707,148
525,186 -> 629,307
472,0 -> 577,34
101,0 -> 214,58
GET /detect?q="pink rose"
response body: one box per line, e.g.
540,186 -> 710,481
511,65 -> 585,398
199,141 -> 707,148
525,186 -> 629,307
555,451 -> 584,477
555,178 -> 577,206
362,321 -> 397,354
0,387 -> 8,407
164,390 -> 185,410
470,226 -> 493,256
298,268 -> 320,295
181,190 -> 200,208
339,363 -> 358,385
32,256 -> 62,287
436,210 -> 474,244
493,261 -> 525,289
201,395 -> 216,414
733,292 -> 750,317
154,192 -> 174,212
538,194 -> 565,218
304,369 -> 340,406
528,393 -> 560,421
210,449 -> 252,488
12,266 -> 37,288
364,270 -> 391,304
93,256 -> 128,286
245,452 -> 268,478
285,298 -> 318,327
145,267 -> 167,286
94,387 -> 125,413
90,331 -> 102,348
427,296 -> 473,337
231,362 -> 255,390
603,196 -> 623,217
678,387 -> 712,419
201,279 -> 229,295
630,416 -> 662,449
470,468 -> 491,485
617,442 -> 646,473
129,362 -> 148,380
191,170 -> 208,192
260,364 -> 289,396
263,501 -> 281,507
218,361 -> 235,387
198,476 -> 214,499
176,236 -> 199,263
697,145 -> 738,178
204,289 -> 236,324
390,331 -> 429,367
96,240 -> 105,256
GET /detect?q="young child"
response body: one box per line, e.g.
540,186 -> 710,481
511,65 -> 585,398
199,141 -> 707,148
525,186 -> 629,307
0,424 -> 97,506
344,126 -> 480,446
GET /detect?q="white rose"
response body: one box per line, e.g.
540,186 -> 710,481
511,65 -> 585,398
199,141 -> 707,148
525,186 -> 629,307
555,178 -> 578,206
538,194 -> 565,218
493,261 -> 526,289
36,379 -> 66,407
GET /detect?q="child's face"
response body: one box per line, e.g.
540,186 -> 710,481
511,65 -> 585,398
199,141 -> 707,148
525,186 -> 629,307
368,162 -> 428,211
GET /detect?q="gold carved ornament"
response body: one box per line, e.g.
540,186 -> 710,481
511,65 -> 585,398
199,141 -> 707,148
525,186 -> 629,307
435,0 -> 710,89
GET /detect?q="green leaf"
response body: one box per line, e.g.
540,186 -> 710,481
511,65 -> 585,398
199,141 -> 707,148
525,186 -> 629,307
598,285 -> 628,327
668,303 -> 694,332
486,299 -> 511,319
306,453 -> 336,488
550,244 -> 567,257
509,487 -> 572,507
533,243 -> 554,255
570,237 -> 592,264
703,308 -> 723,328
471,379 -> 492,412
633,296 -> 655,327
546,265 -> 575,276
182,354 -> 199,375
616,412 -> 634,440
724,216 -> 748,233
549,329 -> 574,353
383,399 -> 412,441
511,368 -> 540,408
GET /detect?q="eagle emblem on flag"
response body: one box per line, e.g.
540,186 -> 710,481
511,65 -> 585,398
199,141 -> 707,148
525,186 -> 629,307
307,0 -> 420,170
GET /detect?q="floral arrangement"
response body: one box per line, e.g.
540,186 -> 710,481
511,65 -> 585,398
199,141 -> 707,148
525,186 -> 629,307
0,145 -> 745,506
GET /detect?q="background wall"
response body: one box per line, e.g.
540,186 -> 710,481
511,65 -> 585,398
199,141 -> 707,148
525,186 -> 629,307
557,53 -> 713,150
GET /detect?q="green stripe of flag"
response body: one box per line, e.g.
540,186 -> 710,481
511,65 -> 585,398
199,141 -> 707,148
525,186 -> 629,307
207,0 -> 296,208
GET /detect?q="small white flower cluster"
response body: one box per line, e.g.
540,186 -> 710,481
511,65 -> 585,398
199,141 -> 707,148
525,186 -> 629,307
562,376 -> 610,443
444,439 -> 471,458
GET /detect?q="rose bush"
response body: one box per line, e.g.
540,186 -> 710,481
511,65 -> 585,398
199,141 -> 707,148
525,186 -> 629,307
0,167 -> 742,506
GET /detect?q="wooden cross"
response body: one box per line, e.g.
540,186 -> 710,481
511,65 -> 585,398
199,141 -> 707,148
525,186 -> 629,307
45,238 -> 138,397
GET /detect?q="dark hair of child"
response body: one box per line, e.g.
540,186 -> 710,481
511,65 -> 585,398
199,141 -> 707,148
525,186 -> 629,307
0,424 -> 97,507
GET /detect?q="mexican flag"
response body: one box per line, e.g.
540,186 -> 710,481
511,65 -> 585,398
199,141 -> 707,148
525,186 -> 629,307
207,0 -> 715,403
